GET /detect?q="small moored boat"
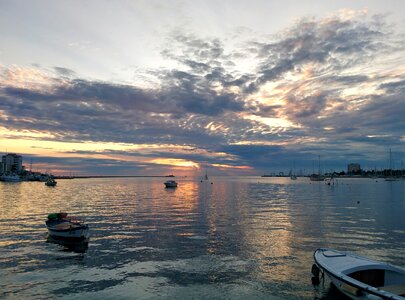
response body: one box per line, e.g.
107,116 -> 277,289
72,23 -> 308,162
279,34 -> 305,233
309,174 -> 325,181
45,178 -> 57,186
0,174 -> 22,182
164,180 -> 178,188
45,213 -> 89,241
312,248 -> 405,299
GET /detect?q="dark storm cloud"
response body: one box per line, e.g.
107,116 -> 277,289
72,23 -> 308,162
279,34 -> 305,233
246,15 -> 388,93
159,69 -> 244,116
53,67 -> 76,77
379,79 -> 405,93
1,82 -> 238,145
329,75 -> 369,84
218,144 -> 328,171
286,93 -> 329,119
161,32 -> 254,90
357,93 -> 405,134
2,75 -> 243,117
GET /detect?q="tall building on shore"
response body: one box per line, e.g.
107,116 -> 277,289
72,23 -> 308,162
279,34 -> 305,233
1,153 -> 23,174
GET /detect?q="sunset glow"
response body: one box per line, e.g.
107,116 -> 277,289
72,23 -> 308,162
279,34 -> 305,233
0,1 -> 404,175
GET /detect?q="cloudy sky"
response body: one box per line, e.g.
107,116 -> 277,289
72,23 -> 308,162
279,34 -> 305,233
1,0 -> 404,176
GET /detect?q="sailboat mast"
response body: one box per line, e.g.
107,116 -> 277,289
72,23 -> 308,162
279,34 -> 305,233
389,148 -> 392,170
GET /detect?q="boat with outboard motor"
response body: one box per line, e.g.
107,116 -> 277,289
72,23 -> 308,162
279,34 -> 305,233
45,212 -> 89,241
312,248 -> 405,299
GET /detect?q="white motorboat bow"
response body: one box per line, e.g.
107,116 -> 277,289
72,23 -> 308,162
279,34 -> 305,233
45,213 -> 89,241
164,180 -> 178,188
312,248 -> 405,299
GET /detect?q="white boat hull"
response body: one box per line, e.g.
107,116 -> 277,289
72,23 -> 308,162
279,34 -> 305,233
313,248 -> 405,300
47,227 -> 89,240
164,180 -> 178,188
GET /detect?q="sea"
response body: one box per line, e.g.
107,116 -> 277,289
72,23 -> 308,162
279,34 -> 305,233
0,176 -> 404,299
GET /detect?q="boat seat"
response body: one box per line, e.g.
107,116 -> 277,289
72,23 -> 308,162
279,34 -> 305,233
380,283 -> 405,296
54,223 -> 74,230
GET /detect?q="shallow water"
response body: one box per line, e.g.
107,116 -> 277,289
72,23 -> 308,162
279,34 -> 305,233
0,177 -> 404,299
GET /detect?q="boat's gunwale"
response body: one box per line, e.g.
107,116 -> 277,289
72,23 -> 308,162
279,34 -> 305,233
314,248 -> 405,299
46,225 -> 88,233
46,219 -> 88,233
47,231 -> 89,241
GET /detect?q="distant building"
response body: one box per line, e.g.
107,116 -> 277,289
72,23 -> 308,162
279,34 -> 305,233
1,153 -> 23,174
347,163 -> 361,174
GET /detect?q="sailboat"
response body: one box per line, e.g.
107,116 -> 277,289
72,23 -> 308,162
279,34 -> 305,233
385,149 -> 399,181
203,166 -> 209,181
310,155 -> 325,181
290,162 -> 297,180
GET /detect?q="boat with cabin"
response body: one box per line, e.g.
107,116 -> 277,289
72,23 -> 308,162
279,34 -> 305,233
312,248 -> 405,299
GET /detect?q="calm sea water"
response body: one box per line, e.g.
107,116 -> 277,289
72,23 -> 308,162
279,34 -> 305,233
0,177 -> 404,299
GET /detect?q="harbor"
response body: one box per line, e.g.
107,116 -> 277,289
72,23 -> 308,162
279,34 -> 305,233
0,176 -> 404,299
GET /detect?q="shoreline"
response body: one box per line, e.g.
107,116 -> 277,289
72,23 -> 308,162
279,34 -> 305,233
54,175 -> 174,179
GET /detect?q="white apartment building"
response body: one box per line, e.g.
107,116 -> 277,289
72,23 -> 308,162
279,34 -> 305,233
1,153 -> 23,174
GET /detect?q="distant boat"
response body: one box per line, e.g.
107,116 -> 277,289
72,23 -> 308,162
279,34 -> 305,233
290,161 -> 298,180
385,148 -> 399,181
0,174 -> 22,182
45,213 -> 89,241
309,174 -> 325,181
289,169 -> 297,180
45,178 -> 57,186
324,177 -> 336,185
164,180 -> 178,188
310,155 -> 325,181
312,248 -> 405,300
385,177 -> 400,182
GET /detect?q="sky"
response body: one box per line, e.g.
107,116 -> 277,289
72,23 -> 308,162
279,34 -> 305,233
0,0 -> 405,176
